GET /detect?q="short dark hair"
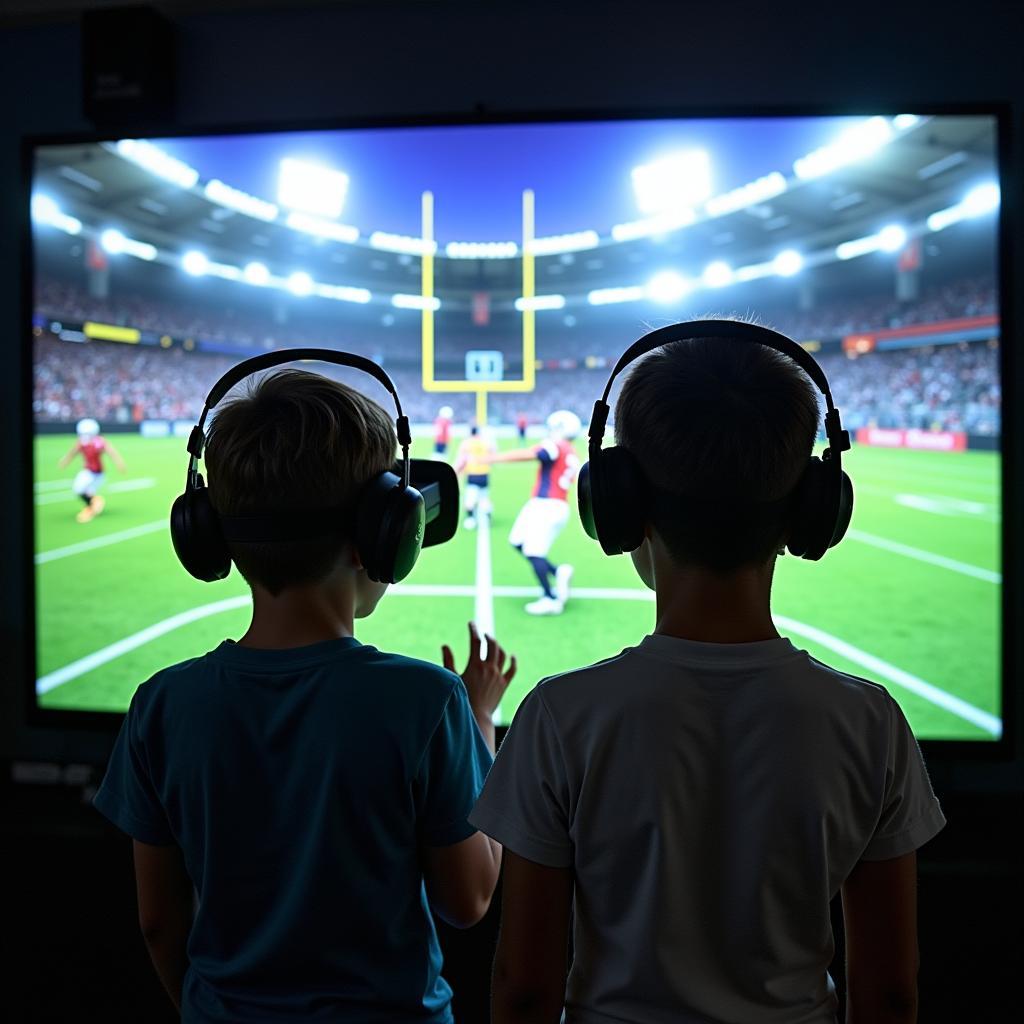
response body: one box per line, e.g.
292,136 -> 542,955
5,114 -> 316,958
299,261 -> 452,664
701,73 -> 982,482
204,368 -> 396,595
614,331 -> 820,571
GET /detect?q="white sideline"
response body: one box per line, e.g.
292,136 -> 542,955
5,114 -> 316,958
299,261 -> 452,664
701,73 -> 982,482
776,615 -> 1002,737
35,519 -> 167,564
847,529 -> 1001,584
36,585 -> 1002,736
474,510 -> 495,639
34,478 -> 156,506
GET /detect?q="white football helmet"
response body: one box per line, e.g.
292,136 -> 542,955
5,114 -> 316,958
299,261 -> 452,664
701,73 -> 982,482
546,410 -> 582,440
76,418 -> 100,439
439,405 -> 454,420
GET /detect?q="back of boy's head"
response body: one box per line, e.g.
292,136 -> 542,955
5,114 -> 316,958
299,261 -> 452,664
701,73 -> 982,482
204,368 -> 396,595
614,331 -> 820,572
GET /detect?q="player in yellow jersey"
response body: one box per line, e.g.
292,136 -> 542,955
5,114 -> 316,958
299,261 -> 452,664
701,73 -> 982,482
454,424 -> 497,530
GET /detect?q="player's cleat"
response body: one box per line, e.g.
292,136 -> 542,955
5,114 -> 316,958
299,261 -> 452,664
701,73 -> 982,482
555,563 -> 574,605
525,595 -> 564,616
90,495 -> 106,517
464,516 -> 477,530
76,504 -> 95,524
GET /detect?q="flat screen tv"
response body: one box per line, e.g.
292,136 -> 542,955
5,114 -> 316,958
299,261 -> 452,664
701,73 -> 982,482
25,111 -> 1006,745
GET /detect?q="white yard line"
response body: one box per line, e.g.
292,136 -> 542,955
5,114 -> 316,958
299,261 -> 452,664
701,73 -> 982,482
847,529 -> 1001,583
35,478 -> 156,505
35,519 -> 168,564
36,583 -> 1001,737
474,510 -> 495,638
776,615 -> 1002,737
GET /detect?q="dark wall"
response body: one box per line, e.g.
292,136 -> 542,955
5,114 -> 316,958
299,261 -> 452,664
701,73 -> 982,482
2,2 -> 1021,1019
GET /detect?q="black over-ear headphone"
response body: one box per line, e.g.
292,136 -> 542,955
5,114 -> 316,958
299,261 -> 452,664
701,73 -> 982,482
169,348 -> 459,584
577,320 -> 854,561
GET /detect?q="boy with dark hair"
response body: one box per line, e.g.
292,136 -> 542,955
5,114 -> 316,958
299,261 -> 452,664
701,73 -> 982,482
470,335 -> 945,1024
93,369 -> 516,1023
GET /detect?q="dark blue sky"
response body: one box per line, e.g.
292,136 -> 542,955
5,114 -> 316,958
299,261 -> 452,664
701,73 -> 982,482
156,116 -> 862,240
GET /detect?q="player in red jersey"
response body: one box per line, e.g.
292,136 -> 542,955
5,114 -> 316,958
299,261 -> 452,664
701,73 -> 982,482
488,410 -> 581,615
515,411 -> 528,441
433,405 -> 454,459
58,418 -> 126,523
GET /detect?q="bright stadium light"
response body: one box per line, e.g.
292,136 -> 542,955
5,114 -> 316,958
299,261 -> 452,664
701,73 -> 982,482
315,282 -> 372,303
514,294 -> 566,311
611,208 -> 696,242
209,262 -> 242,281
735,261 -> 775,282
646,270 -> 692,304
793,117 -> 894,180
773,249 -> 804,276
204,179 -> 279,222
445,240 -> 519,259
702,261 -> 734,288
529,231 -> 600,256
115,139 -> 199,189
705,172 -> 787,218
287,271 -> 314,297
285,211 -> 359,243
370,232 -> 437,256
392,294 -> 441,311
587,285 -> 646,305
243,261 -> 271,285
182,250 -> 209,276
100,228 -> 127,254
31,194 -> 82,234
892,114 -> 921,130
878,224 -> 907,252
631,150 -> 712,214
962,182 -> 1000,216
278,158 -> 349,218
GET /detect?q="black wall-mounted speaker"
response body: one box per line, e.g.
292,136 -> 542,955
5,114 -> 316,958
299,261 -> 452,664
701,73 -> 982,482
82,6 -> 176,126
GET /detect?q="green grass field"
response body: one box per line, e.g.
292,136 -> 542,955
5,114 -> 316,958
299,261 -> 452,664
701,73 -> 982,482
34,433 -> 1001,740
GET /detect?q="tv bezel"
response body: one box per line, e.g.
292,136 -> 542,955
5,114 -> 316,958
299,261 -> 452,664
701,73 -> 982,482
19,103 -> 1015,760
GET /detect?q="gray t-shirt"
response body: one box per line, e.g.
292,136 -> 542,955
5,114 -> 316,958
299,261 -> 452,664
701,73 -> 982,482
469,634 -> 945,1024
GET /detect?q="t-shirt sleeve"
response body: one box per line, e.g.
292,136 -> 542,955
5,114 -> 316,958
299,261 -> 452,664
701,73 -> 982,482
861,695 -> 946,861
535,442 -> 557,465
414,679 -> 494,847
468,685 -> 572,868
92,690 -> 175,846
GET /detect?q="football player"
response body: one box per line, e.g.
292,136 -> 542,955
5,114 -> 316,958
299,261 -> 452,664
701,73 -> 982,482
433,405 -> 454,459
453,424 -> 497,530
58,418 -> 126,523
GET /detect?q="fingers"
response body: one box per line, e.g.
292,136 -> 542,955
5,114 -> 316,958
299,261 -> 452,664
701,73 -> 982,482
504,655 -> 518,684
468,621 -> 483,665
441,645 -> 455,673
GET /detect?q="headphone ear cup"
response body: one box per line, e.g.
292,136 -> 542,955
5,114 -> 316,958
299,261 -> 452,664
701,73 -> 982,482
830,471 -> 854,548
170,486 -> 231,582
583,446 -> 647,555
786,458 -> 852,561
355,473 -> 425,584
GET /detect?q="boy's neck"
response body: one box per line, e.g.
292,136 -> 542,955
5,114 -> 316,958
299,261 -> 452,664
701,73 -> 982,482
238,580 -> 356,650
653,555 -> 780,645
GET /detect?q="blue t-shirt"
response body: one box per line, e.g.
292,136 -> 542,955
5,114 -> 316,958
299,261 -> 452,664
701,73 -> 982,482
93,636 -> 493,1023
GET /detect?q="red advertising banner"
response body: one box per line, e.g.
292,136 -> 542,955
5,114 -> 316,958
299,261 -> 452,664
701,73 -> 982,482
856,427 -> 968,452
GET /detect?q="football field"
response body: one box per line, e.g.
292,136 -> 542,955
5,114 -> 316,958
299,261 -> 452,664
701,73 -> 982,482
33,434 -> 1001,740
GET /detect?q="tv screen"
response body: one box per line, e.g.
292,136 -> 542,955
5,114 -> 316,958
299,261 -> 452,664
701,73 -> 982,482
28,113 -> 1002,740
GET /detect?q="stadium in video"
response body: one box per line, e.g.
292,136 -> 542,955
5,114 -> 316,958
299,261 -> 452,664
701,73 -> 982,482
29,114 -> 1002,739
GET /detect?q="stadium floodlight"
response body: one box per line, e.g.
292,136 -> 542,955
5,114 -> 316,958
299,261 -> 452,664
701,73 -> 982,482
181,250 -> 210,276
926,205 -> 962,233
100,228 -> 127,254
243,261 -> 271,285
209,262 -> 242,281
877,224 -> 907,252
315,282 -> 372,303
705,172 -> 787,218
370,231 -> 438,256
963,182 -> 1000,217
514,294 -> 566,311
277,158 -> 349,219
529,231 -> 600,256
97,228 -> 157,261
793,116 -> 894,180
587,285 -> 647,305
204,179 -> 279,222
631,150 -> 712,214
773,249 -> 803,276
31,194 -> 82,235
392,293 -> 441,311
445,240 -> 519,259
287,271 -> 314,297
285,211 -> 360,243
646,270 -> 692,304
734,261 -> 775,282
702,261 -> 734,288
115,139 -> 199,189
892,114 -> 921,130
611,209 -> 696,242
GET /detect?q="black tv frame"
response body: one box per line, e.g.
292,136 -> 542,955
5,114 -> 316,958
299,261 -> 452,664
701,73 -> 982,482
19,103 -> 1015,761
